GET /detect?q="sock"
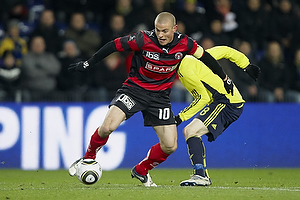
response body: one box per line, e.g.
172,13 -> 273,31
84,127 -> 109,159
135,143 -> 170,176
186,136 -> 208,177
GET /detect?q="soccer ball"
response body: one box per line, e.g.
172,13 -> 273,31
76,159 -> 102,185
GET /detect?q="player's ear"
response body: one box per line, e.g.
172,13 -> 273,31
173,25 -> 178,32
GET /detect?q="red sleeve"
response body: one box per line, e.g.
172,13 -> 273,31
189,39 -> 198,55
114,32 -> 142,52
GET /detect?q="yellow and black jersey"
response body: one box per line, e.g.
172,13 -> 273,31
177,46 -> 249,122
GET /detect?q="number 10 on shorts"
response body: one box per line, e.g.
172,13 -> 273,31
158,108 -> 170,120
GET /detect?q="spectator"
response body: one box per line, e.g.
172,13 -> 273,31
232,40 -> 260,101
268,0 -> 299,59
204,19 -> 232,46
0,50 -> 21,101
202,22 -> 235,81
200,37 -> 215,50
214,0 -> 239,39
0,19 -> 28,67
138,0 -> 172,29
107,0 -> 141,32
237,0 -> 270,51
57,40 -> 87,101
29,9 -> 64,56
177,0 -> 208,42
50,0 -> 91,23
87,52 -> 128,101
8,1 -> 28,21
21,36 -> 61,101
64,12 -> 101,59
0,0 -> 28,24
101,13 -> 129,45
258,41 -> 291,102
287,48 -> 300,102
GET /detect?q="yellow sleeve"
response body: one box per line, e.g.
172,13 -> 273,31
206,46 -> 250,69
192,46 -> 204,59
177,56 -> 212,121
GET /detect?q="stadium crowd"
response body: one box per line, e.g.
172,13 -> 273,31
0,0 -> 300,102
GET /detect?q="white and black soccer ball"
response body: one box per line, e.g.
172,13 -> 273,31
76,159 -> 102,185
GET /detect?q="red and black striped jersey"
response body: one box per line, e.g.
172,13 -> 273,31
114,30 -> 198,93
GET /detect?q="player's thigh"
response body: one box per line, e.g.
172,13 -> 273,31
153,124 -> 177,153
183,118 -> 209,140
99,105 -> 126,137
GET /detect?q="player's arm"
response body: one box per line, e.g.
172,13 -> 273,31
206,46 -> 261,81
193,46 -> 234,95
68,32 -> 141,72
193,46 -> 226,80
175,56 -> 211,125
177,76 -> 210,123
68,40 -> 117,72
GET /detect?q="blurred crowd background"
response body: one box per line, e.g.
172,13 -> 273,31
0,0 -> 300,103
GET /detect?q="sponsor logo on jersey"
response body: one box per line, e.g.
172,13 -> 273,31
129,35 -> 136,41
175,52 -> 183,60
145,62 -> 177,73
144,30 -> 154,37
162,48 -> 169,53
144,51 -> 160,60
211,124 -> 217,130
83,61 -> 89,69
116,94 -> 136,110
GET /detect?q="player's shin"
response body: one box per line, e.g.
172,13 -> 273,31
187,136 -> 209,177
135,143 -> 170,175
84,127 -> 109,159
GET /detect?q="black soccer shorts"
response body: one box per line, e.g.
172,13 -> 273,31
195,101 -> 243,142
110,86 -> 176,126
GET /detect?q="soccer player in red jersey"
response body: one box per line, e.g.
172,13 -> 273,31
68,12 -> 233,187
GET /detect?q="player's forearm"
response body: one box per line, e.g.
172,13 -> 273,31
178,96 -> 209,121
87,40 -> 117,66
199,51 -> 227,80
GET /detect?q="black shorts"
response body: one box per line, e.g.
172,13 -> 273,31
110,86 -> 176,126
195,101 -> 243,142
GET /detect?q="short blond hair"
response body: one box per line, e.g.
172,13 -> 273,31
155,12 -> 176,26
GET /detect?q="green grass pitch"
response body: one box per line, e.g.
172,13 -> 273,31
0,168 -> 299,200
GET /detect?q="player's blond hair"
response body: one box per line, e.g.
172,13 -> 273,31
154,12 -> 176,26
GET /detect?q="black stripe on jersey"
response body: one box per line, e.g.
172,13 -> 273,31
182,89 -> 201,114
178,70 -> 183,78
119,32 -> 145,51
120,36 -> 131,50
186,35 -> 197,51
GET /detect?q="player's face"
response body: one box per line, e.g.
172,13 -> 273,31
155,21 -> 177,46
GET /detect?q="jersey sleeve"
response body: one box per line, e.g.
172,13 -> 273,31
206,46 -> 250,69
192,46 -> 204,59
177,56 -> 211,121
114,32 -> 143,52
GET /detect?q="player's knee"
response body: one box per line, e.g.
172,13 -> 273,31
98,125 -> 113,138
183,125 -> 207,139
161,143 -> 177,154
182,126 -> 193,139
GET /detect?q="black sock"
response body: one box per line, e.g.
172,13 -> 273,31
186,136 -> 207,177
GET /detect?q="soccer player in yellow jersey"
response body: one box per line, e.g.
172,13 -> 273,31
174,46 -> 261,186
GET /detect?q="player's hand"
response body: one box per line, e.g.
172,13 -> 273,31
68,61 -> 90,72
244,64 -> 261,81
223,76 -> 234,96
174,115 -> 182,126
